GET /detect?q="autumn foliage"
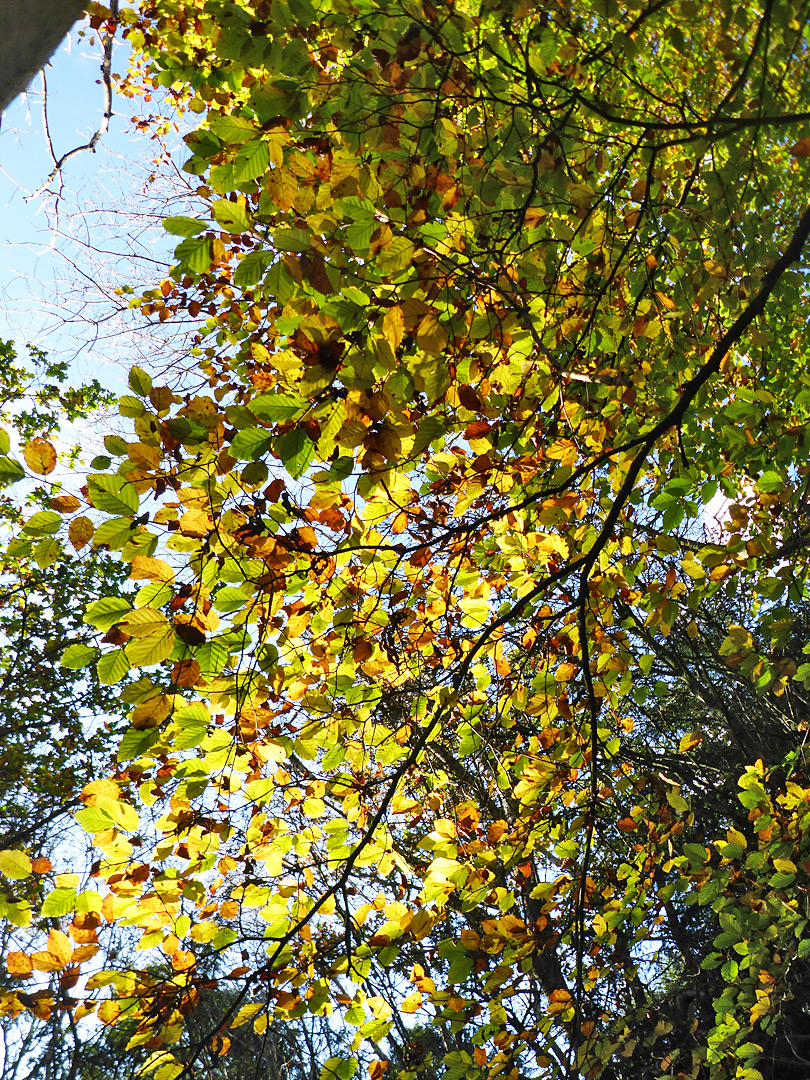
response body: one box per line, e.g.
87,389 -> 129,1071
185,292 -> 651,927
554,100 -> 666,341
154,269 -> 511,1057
4,1 -> 810,1079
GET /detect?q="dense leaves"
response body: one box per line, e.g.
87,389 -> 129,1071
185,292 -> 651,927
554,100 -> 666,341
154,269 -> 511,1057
6,2 -> 810,1079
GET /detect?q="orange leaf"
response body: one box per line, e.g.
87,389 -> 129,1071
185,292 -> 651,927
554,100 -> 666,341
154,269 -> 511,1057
6,952 -> 33,977
616,817 -> 638,833
555,662 -> 578,682
171,950 -> 196,971
548,988 -> 574,1015
31,951 -> 65,973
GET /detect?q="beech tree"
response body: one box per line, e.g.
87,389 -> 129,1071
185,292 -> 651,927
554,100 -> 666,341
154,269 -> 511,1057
4,2 -> 810,1079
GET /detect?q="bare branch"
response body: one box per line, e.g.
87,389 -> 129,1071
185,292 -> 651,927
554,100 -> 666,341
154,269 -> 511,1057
29,0 -> 120,202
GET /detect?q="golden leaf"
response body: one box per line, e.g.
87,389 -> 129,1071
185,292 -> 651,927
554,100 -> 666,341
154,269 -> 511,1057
23,438 -> 57,475
179,508 -> 212,537
6,952 -> 32,977
678,730 -> 703,753
68,516 -> 94,551
400,991 -> 423,1014
129,555 -> 175,582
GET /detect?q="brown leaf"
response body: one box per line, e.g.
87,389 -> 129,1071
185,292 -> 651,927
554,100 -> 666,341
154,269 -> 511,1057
175,622 -> 207,647
49,495 -> 81,514
457,384 -> 481,411
172,658 -> 202,687
790,137 -> 810,158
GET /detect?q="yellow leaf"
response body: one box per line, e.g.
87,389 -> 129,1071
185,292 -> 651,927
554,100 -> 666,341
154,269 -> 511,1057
265,166 -> 298,211
82,778 -> 120,802
47,930 -> 72,966
131,696 -> 172,730
302,797 -> 325,818
401,989 -> 425,1015
407,909 -> 433,940
0,850 -> 32,880
129,556 -> 175,583
383,306 -> 405,350
122,610 -> 176,667
171,950 -> 196,971
24,438 -> 57,475
98,1000 -> 121,1025
678,730 -> 703,753
416,312 -> 449,355
548,989 -> 574,1015
555,663 -> 578,683
773,857 -> 797,874
71,943 -> 100,963
231,1003 -> 263,1029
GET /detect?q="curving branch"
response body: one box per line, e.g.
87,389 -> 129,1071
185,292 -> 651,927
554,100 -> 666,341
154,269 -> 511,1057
29,0 -> 120,202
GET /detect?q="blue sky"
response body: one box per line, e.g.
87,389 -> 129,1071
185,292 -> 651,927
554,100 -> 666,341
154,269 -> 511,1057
0,21 -> 186,399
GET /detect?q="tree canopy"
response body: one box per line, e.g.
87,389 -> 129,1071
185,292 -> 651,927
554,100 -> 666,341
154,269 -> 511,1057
4,1 -> 810,1079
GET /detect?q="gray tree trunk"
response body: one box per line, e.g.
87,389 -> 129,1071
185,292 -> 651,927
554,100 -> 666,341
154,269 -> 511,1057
0,0 -> 86,117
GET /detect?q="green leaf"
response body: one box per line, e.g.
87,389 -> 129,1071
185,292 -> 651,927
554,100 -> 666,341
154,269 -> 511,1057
234,138 -> 270,183
88,475 -> 139,517
0,456 -> 26,483
212,198 -> 253,233
61,643 -> 96,669
118,395 -> 146,418
214,586 -> 252,613
757,470 -> 786,493
250,392 -> 307,421
377,236 -> 415,276
128,366 -> 153,396
166,417 -> 209,445
93,517 -> 136,552
163,216 -> 206,237
175,236 -> 213,274
209,115 -> 256,144
125,624 -> 177,667
75,805 -> 115,833
229,427 -> 275,460
97,649 -> 131,685
40,888 -> 77,917
0,850 -> 32,879
22,510 -> 62,536
84,597 -> 132,630
196,640 -> 230,679
118,727 -> 160,762
277,428 -> 315,479
234,249 -> 273,288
